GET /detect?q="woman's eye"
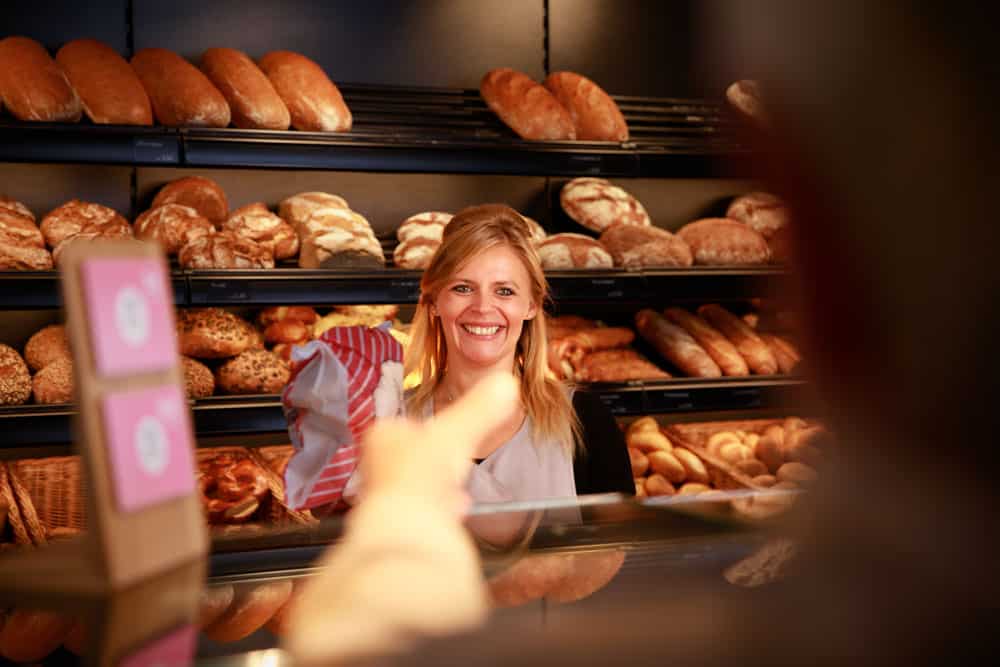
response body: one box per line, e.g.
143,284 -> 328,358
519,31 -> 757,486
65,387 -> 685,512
452,284 -> 472,294
496,287 -> 514,297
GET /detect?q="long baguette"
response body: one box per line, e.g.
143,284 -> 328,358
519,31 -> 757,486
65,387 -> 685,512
663,307 -> 749,376
697,304 -> 778,375
634,309 -> 721,378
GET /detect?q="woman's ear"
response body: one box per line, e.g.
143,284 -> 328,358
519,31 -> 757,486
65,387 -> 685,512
524,301 -> 538,321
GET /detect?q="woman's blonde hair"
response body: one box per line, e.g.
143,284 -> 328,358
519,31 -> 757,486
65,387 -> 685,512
405,204 -> 581,456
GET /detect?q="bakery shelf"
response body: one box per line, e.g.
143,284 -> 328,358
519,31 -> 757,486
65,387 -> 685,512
0,271 -> 188,309
579,376 -> 806,416
185,268 -> 423,306
0,122 -> 180,166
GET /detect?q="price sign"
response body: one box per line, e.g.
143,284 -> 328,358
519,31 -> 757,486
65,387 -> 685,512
118,625 -> 196,667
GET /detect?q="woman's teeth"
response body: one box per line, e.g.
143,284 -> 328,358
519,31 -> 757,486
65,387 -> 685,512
462,324 -> 501,335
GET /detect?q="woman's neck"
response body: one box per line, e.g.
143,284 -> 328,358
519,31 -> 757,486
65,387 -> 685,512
438,357 -> 516,402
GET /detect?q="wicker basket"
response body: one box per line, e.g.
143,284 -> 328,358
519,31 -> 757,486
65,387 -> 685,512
12,456 -> 86,540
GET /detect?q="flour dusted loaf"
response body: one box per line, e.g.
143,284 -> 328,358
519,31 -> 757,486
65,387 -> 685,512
520,215 -> 547,245
0,203 -> 50,270
200,48 -> 290,130
676,218 -> 770,265
151,176 -> 229,224
134,204 -> 214,255
39,200 -> 130,248
543,71 -> 628,142
599,223 -> 692,268
55,39 -> 152,125
0,241 -> 52,270
221,203 -> 299,260
560,178 -> 650,232
0,36 -> 81,122
0,197 -> 35,222
726,192 -> 789,239
396,212 -> 452,243
298,207 -> 383,269
480,68 -> 575,141
537,233 -> 613,269
178,231 -> 274,269
393,238 -> 439,270
278,192 -> 349,228
259,51 -> 351,132
131,48 -> 230,127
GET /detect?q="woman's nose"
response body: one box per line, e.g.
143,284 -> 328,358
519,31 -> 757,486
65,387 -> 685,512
471,290 -> 493,311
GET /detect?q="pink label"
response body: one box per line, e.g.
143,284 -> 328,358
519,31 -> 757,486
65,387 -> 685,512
118,624 -> 196,667
102,384 -> 195,513
81,258 -> 177,377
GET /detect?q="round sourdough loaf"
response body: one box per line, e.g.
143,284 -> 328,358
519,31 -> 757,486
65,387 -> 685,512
152,176 -> 229,224
39,200 -> 130,249
278,192 -> 349,228
396,211 -> 452,243
134,203 -> 215,255
0,242 -> 53,270
676,218 -> 770,265
560,177 -> 650,232
222,203 -> 299,260
0,206 -> 43,247
537,233 -> 613,269
393,237 -> 439,269
215,349 -> 290,395
0,196 -> 35,222
599,223 -> 692,268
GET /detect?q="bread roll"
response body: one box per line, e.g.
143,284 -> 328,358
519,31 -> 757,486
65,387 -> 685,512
0,241 -> 53,270
626,429 -> 672,454
734,459 -> 768,477
676,218 -> 770,265
776,462 -> 817,485
32,357 -> 74,404
0,196 -> 35,222
200,48 -> 290,130
258,51 -> 351,132
634,309 -> 722,378
393,237 -> 439,270
396,211 -> 452,243
204,580 -> 294,643
177,308 -> 254,359
263,318 -> 311,345
644,474 -> 675,497
24,324 -> 71,372
726,192 -> 788,239
560,178 -> 650,232
182,355 -> 215,399
647,450 -> 686,484
672,447 -> 710,485
663,307 -> 749,376
0,37 -> 81,122
479,68 -> 575,141
278,192 -> 349,228
39,200 -> 130,249
131,48 -> 230,127
178,231 -> 274,269
752,474 -> 777,488
151,176 -> 229,224
537,233 -> 613,269
55,39 -> 152,125
0,344 -> 31,406
719,442 -> 754,465
677,482 -> 711,496
257,306 -> 319,328
222,203 -> 299,260
628,447 -> 649,477
575,348 -> 669,382
599,223 -> 692,268
697,304 -> 778,375
134,204 -> 214,255
543,71 -> 628,141
216,349 -> 290,395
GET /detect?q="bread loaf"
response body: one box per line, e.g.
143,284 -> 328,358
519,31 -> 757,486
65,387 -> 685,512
32,356 -> 74,404
0,196 -> 35,222
393,237 -> 439,270
676,218 -> 770,265
599,223 -> 693,268
0,37 -> 81,122
278,192 -> 349,228
537,233 -> 613,269
0,206 -> 44,248
39,200 -> 130,249
134,204 -> 214,255
0,344 -> 31,406
0,241 -> 53,270
24,324 -> 71,372
55,39 -> 152,125
151,176 -> 229,224
258,51 -> 351,132
663,307 -> 749,376
182,355 -> 215,399
216,349 -> 290,395
396,211 -> 452,243
543,71 -> 628,142
298,208 -> 383,269
726,79 -> 767,124
200,48 -> 290,130
726,192 -> 788,239
178,231 -> 274,269
520,215 -> 547,245
221,203 -> 299,260
257,306 -> 319,328
697,304 -> 778,375
480,68 -> 575,141
634,309 -> 722,378
575,348 -> 669,382
204,580 -> 294,642
131,48 -> 231,127
177,308 -> 254,359
560,177 -> 650,232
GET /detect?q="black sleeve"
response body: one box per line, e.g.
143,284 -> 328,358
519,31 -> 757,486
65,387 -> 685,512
572,390 -> 636,496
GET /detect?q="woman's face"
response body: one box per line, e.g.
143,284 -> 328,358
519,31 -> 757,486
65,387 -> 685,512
433,245 -> 538,372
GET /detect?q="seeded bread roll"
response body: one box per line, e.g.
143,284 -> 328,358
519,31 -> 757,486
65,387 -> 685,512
0,344 -> 31,405
0,36 -> 82,122
24,324 -> 71,372
560,177 -> 650,232
396,212 -> 452,243
151,176 -> 229,225
176,308 -> 254,359
537,233 -> 613,269
32,356 -> 74,404
131,48 -> 231,127
221,203 -> 299,260
393,237 -> 439,270
599,223 -> 693,268
480,68 -> 575,141
134,204 -> 215,255
676,218 -> 771,265
39,200 -> 131,249
55,39 -> 153,125
200,47 -> 290,130
182,355 -> 215,399
726,192 -> 789,239
178,231 -> 275,269
215,349 -> 290,395
258,51 -> 351,132
278,192 -> 349,229
543,71 -> 628,142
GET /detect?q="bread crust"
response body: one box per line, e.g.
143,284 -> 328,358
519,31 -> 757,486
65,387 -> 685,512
24,324 -> 71,372
676,217 -> 770,265
560,177 -> 650,232
131,48 -> 230,127
634,309 -> 722,378
599,223 -> 692,268
0,343 -> 31,405
537,233 -> 613,269
176,308 -> 254,359
151,176 -> 229,224
221,203 -> 299,260
39,200 -> 130,249
135,203 -> 214,255
178,231 -> 275,269
259,51 -> 351,132
32,356 -> 74,404
56,39 -> 152,125
543,71 -> 628,141
215,349 -> 290,395
726,192 -> 788,239
663,307 -> 749,376
182,355 -> 215,399
0,36 -> 81,122
697,304 -> 778,375
480,68 -> 575,141
200,47 -> 290,130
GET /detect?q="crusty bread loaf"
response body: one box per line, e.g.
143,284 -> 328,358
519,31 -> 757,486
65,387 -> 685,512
543,71 -> 628,142
0,344 -> 31,406
393,237 -> 439,270
560,177 -> 650,232
151,176 -> 229,224
697,304 -> 778,375
51,229 -> 137,267
215,349 -> 290,395
396,211 -> 452,243
258,51 -> 351,132
676,218 -> 771,265
55,39 -> 152,125
663,307 -> 749,376
634,308 -> 722,378
0,196 -> 35,222
32,356 -> 74,404
278,192 -> 349,228
200,48 -> 290,130
177,308 -> 254,359
0,36 -> 81,122
480,68 -> 575,141
257,306 -> 319,328
537,233 -> 613,269
178,231 -> 274,270
222,203 -> 299,260
0,241 -> 53,270
134,204 -> 214,255
182,355 -> 215,399
131,48 -> 231,127
576,348 -> 669,382
0,206 -> 43,247
39,200 -> 130,249
520,215 -> 547,245
24,324 -> 71,372
599,223 -> 692,268
298,207 -> 383,269
0,205 -> 51,270
760,333 -> 802,374
263,318 -> 311,345
726,192 -> 788,239
726,79 -> 767,124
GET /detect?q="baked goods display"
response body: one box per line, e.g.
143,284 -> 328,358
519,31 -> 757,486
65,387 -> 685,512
599,222 -> 693,269
634,309 -> 723,378
221,202 -> 300,260
259,50 -> 352,132
625,417 -> 722,499
676,218 -> 771,266
177,308 -> 255,359
0,343 -> 31,406
151,176 -> 230,224
55,38 -> 153,125
560,177 -> 650,232
134,203 -> 215,255
130,47 -> 231,128
543,71 -> 629,142
480,68 -> 576,141
0,36 -> 81,122
200,47 -> 291,130
538,233 -> 614,269
546,314 -> 667,382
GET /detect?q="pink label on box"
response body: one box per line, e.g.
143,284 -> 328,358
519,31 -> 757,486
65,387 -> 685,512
102,384 -> 195,513
118,624 -> 196,667
81,258 -> 177,377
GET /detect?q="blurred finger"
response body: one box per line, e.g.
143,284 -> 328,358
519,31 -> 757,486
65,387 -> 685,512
424,373 -> 519,462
